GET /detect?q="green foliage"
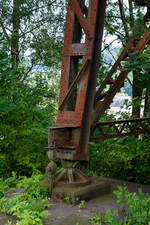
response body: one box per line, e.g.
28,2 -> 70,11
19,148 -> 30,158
124,46 -> 150,88
89,186 -> 150,225
17,173 -> 48,199
114,186 -> 150,224
0,173 -> 50,225
0,172 -> 18,198
89,210 -> 119,225
79,200 -> 85,209
0,45 -> 56,176
89,213 -> 103,225
88,135 -> 150,184
64,196 -> 72,204
0,0 -> 65,68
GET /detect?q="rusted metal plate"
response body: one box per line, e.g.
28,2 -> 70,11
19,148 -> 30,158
56,111 -> 83,126
63,43 -> 92,56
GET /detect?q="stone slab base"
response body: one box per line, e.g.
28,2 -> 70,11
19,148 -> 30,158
52,178 -> 110,204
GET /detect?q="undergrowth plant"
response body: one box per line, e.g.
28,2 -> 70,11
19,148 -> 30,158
89,186 -> 150,225
79,200 -> 85,209
88,134 -> 150,184
0,172 -> 50,225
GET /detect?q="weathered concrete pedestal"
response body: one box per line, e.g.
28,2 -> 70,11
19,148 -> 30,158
52,177 -> 110,204
46,148 -> 110,203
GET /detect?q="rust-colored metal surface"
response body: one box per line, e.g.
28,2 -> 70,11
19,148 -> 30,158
48,0 -> 106,161
75,0 -> 106,160
56,0 -> 100,127
48,0 -> 150,163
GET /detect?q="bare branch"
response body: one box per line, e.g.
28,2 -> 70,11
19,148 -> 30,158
102,38 -> 119,52
126,76 -> 133,86
107,47 -> 117,62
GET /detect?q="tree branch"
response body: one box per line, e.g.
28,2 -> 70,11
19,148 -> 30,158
102,38 -> 119,52
126,76 -> 133,86
105,20 -> 125,41
107,47 -> 117,62
128,0 -> 134,28
118,0 -> 129,40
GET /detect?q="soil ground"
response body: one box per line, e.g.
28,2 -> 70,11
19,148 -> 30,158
1,177 -> 150,225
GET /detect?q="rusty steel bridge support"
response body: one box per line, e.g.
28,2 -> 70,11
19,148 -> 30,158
47,0 -> 150,194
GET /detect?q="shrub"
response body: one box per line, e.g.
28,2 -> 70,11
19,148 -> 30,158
0,173 -> 50,225
0,45 -> 56,176
89,186 -> 150,225
88,135 -> 150,184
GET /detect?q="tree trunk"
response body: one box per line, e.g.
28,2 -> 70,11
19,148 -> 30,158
11,0 -> 20,67
144,88 -> 150,116
132,72 -> 143,117
118,0 -> 129,39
